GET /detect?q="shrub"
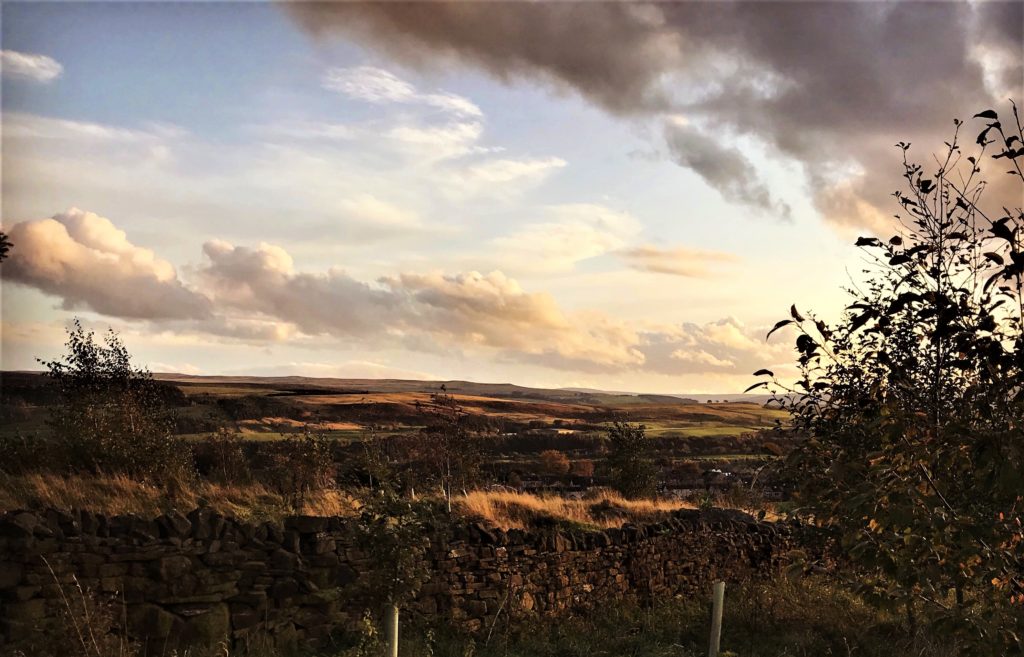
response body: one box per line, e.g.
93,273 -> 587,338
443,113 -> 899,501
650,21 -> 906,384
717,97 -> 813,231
539,450 -> 570,477
197,427 -> 251,484
39,320 -> 193,484
269,426 -> 335,511
571,459 -> 595,478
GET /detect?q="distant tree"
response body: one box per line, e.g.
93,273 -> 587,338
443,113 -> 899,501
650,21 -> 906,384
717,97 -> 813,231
605,421 -> 657,499
571,458 -> 595,478
41,319 -> 191,483
271,425 -> 334,511
753,103 -> 1024,648
416,388 -> 481,512
539,449 -> 571,477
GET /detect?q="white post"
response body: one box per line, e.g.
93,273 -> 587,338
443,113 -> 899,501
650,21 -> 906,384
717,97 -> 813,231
708,580 -> 725,657
387,603 -> 399,657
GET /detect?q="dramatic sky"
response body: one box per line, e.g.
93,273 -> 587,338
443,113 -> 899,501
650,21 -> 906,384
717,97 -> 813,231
1,2 -> 1021,393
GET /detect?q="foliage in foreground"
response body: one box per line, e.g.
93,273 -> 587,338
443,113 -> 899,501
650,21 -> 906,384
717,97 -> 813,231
755,104 -> 1024,651
332,576 -> 957,657
6,573 -> 970,657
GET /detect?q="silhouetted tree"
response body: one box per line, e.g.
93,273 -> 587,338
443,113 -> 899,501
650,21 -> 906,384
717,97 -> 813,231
753,102 -> 1024,650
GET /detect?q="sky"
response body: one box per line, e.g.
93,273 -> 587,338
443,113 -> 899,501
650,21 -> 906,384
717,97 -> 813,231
1,1 -> 1021,394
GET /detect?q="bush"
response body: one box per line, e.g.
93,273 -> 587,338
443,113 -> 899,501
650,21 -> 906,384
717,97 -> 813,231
195,427 -> 251,484
539,450 -> 570,477
755,104 -> 1024,651
39,320 -> 193,484
571,459 -> 595,478
269,427 -> 335,511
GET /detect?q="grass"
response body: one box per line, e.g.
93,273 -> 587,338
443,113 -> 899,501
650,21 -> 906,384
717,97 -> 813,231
456,488 -> 691,530
0,475 -> 697,532
21,560 -> 962,657
0,473 -> 359,523
328,575 -> 956,657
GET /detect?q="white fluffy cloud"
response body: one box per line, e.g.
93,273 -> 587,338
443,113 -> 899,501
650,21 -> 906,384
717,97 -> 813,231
385,270 -> 645,370
0,50 -> 63,83
3,209 -> 783,380
3,209 -> 211,320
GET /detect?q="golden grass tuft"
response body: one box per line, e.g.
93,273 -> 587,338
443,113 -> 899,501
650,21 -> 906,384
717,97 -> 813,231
0,472 -> 359,523
456,488 -> 691,530
0,474 -> 691,531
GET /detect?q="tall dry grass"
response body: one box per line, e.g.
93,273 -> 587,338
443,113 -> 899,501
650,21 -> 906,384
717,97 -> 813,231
456,488 -> 691,530
0,473 -> 358,523
0,474 -> 691,531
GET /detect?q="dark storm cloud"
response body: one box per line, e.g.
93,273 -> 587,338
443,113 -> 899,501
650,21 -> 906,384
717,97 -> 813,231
664,123 -> 790,218
284,2 -> 683,116
283,1 -> 1023,231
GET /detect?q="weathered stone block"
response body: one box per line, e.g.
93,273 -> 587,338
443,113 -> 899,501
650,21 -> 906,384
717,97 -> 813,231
128,602 -> 180,639
5,599 -> 46,621
181,602 -> 230,650
0,561 -> 24,588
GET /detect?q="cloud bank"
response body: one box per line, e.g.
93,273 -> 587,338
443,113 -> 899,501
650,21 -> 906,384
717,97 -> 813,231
3,209 -> 788,379
283,1 -> 1023,231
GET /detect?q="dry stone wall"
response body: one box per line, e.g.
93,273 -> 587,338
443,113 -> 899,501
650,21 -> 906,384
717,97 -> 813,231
0,507 -> 802,655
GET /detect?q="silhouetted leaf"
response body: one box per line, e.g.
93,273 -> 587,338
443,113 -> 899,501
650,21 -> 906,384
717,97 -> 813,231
790,305 -> 805,322
856,236 -> 882,247
744,381 -> 768,393
850,312 -> 873,332
974,109 -> 999,120
796,334 -> 817,355
984,252 -> 1004,265
766,319 -> 794,339
991,218 -> 1014,241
